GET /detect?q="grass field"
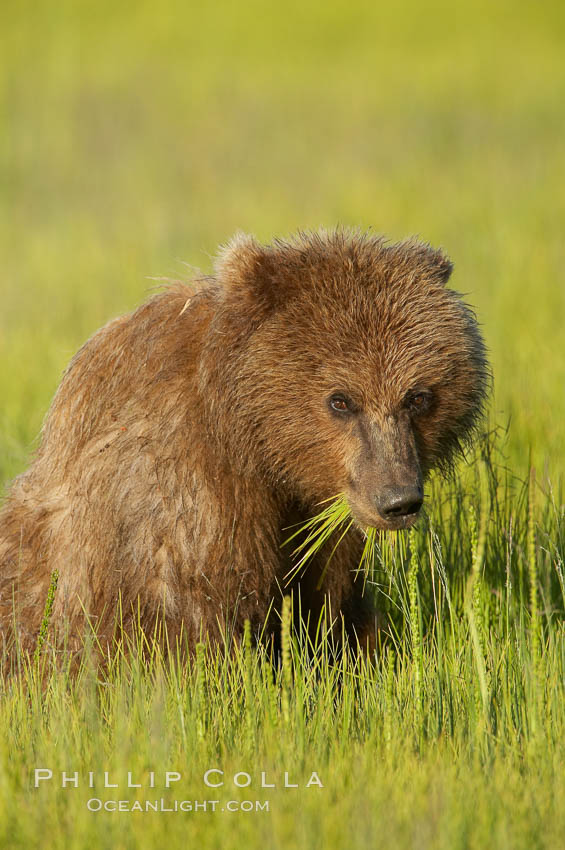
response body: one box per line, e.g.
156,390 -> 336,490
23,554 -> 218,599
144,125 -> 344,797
1,0 -> 564,847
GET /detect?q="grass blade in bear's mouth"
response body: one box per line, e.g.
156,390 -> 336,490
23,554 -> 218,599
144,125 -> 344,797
282,494 -> 352,586
282,494 -> 388,590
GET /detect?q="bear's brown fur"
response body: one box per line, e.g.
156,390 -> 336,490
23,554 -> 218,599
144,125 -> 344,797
0,229 -> 488,661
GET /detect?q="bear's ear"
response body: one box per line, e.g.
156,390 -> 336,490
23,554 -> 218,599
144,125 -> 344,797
431,249 -> 453,285
418,244 -> 453,285
387,239 -> 454,287
214,233 -> 281,311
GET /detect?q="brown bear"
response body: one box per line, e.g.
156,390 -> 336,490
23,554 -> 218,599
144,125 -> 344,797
0,229 -> 488,662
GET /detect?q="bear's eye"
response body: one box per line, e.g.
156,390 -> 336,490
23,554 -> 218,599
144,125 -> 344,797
405,390 -> 432,414
329,394 -> 355,415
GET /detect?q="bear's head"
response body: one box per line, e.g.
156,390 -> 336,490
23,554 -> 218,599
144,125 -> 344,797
203,229 -> 489,531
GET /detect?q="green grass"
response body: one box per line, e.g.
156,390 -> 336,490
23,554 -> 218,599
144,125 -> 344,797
1,0 -> 565,847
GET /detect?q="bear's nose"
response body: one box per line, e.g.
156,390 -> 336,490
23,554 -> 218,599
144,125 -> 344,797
375,485 -> 423,519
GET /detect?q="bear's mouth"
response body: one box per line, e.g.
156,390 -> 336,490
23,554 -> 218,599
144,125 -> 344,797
349,504 -> 422,533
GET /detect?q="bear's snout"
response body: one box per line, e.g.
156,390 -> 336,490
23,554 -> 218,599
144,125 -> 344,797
374,483 -> 424,523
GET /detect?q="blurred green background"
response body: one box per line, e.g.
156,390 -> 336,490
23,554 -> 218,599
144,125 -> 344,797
1,0 -> 564,482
